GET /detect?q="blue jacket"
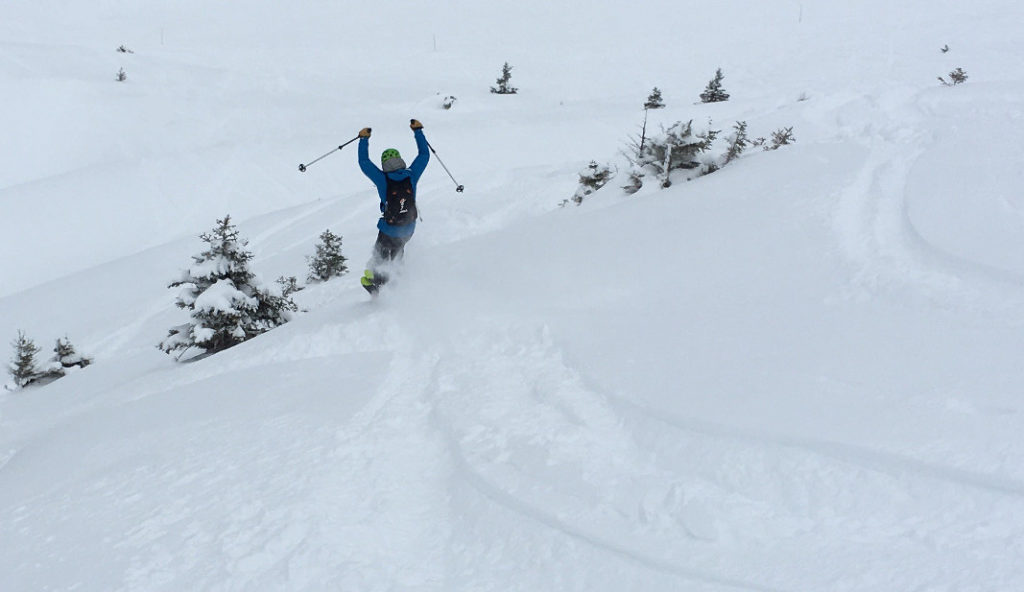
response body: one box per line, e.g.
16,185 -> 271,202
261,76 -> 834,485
359,129 -> 430,238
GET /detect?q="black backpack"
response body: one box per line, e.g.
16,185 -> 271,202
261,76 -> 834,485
382,174 -> 417,226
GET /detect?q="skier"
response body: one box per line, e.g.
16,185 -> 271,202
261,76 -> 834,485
356,119 -> 430,294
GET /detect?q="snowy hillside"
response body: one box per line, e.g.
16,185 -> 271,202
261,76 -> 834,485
3,1 -> 1024,590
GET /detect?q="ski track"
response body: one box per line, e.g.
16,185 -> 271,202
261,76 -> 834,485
420,321 -> 797,591
414,314 -> 1022,591
829,89 -> 1024,316
432,405 -> 789,592
608,391 -> 1024,500
10,255 -> 963,592
1,332 -> 455,591
246,193 -> 369,256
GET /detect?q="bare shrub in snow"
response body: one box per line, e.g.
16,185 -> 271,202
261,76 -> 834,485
306,229 -> 348,283
116,45 -> 134,54
623,109 -> 652,166
490,62 -> 518,95
938,67 -> 968,86
159,215 -> 295,358
116,68 -> 127,82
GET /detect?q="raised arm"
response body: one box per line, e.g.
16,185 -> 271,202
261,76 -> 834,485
408,120 -> 430,182
357,128 -> 384,186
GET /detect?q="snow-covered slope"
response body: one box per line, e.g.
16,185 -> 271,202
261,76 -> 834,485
3,1 -> 1024,590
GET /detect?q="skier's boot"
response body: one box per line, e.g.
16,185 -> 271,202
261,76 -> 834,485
361,269 -> 387,295
361,269 -> 377,295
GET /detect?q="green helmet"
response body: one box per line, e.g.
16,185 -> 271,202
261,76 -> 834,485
380,148 -> 401,164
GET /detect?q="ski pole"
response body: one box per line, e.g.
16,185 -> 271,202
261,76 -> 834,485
426,141 -> 464,193
298,134 -> 362,173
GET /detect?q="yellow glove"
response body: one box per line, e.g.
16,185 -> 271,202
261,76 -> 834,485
409,119 -> 423,130
358,127 -> 372,138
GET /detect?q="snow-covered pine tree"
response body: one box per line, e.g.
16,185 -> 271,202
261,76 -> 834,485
622,166 -> 645,195
570,161 -> 614,205
159,215 -> 295,357
53,336 -> 92,369
9,331 -> 42,388
490,62 -> 518,94
637,120 -> 716,187
699,68 -> 729,103
306,229 -> 348,283
696,127 -> 721,175
644,87 -> 665,109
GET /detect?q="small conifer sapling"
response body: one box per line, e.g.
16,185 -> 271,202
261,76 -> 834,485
9,331 -> 41,388
644,87 -> 665,109
306,229 -> 348,283
699,68 -> 730,103
765,127 -> 796,150
938,67 -> 968,86
490,62 -> 518,95
53,336 -> 92,369
723,121 -> 749,165
571,161 -> 614,205
695,127 -> 720,175
276,276 -> 304,298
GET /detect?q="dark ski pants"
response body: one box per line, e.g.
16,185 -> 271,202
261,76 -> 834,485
366,231 -> 411,287
371,231 -> 410,265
